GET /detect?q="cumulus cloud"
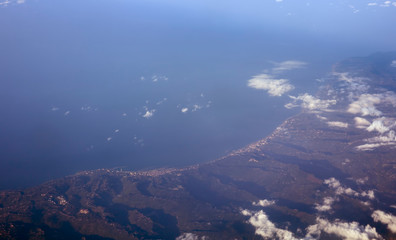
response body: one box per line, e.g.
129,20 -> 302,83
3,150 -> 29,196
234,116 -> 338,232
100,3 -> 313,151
285,94 -> 337,111
372,210 -> 396,233
356,130 -> 396,151
327,121 -> 348,128
181,107 -> 188,113
315,197 -> 335,212
253,199 -> 276,207
348,92 -> 396,117
354,117 -> 371,129
324,178 -> 375,199
242,210 -> 297,240
366,118 -> 392,134
272,60 -> 307,73
306,217 -> 381,240
176,233 -> 206,240
142,109 -> 156,118
348,94 -> 382,116
391,60 -> 396,67
248,74 -> 294,96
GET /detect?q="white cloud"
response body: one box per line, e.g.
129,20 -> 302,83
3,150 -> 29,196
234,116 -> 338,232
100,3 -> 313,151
356,130 -> 396,151
327,121 -> 348,128
114,129 -> 120,133
272,60 -> 307,73
285,94 -> 336,111
348,94 -> 382,116
151,74 -> 168,82
51,107 -> 59,111
64,111 -> 70,116
348,92 -> 396,117
324,178 -> 375,199
315,197 -> 335,212
391,60 -> 396,67
242,210 -> 297,240
366,118 -> 391,134
306,217 -> 381,240
181,107 -> 188,113
248,74 -> 294,96
176,233 -> 206,240
107,137 -> 112,141
156,98 -> 167,105
372,210 -> 396,233
191,104 -> 202,112
354,117 -> 371,129
368,3 -> 378,6
142,109 -> 156,118
253,199 -> 276,207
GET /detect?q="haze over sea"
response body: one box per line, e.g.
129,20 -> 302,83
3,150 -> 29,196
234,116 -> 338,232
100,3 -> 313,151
0,0 -> 395,189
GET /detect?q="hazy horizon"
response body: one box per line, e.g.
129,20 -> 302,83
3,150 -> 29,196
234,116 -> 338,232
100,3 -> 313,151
1,0 -> 395,189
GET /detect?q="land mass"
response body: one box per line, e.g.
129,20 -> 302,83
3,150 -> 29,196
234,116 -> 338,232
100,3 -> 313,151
1,52 -> 396,240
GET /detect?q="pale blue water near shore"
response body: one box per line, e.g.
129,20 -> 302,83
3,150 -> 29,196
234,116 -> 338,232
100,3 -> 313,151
0,0 -> 395,189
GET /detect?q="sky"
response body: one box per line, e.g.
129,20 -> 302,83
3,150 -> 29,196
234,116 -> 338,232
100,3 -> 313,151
0,0 -> 395,189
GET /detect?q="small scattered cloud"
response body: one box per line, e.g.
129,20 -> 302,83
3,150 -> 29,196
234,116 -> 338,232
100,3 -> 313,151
272,60 -> 307,73
285,94 -> 336,111
191,104 -> 202,112
151,74 -> 168,82
391,60 -> 396,67
241,210 -> 297,240
114,129 -> 120,133
181,107 -> 188,113
176,233 -> 206,240
327,121 -> 348,128
107,137 -> 112,141
253,199 -> 276,207
51,107 -> 59,111
142,109 -> 156,118
156,98 -> 167,105
324,178 -> 375,199
248,74 -> 294,97
306,217 -> 381,240
315,197 -> 335,212
372,210 -> 396,233
64,111 -> 70,116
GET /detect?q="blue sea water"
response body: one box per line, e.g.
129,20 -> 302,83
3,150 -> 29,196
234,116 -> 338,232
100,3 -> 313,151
0,0 -> 395,189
